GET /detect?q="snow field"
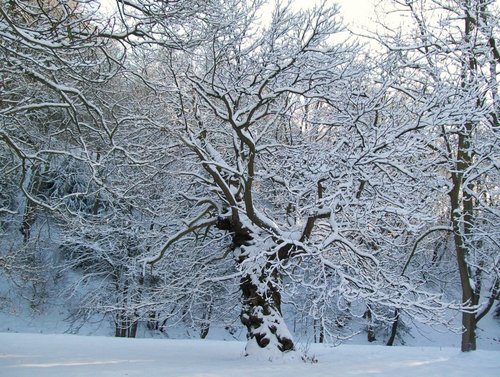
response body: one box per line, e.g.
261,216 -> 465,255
1,332 -> 499,377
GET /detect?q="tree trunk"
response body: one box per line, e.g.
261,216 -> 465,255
129,317 -> 138,338
450,187 -> 478,352
147,311 -> 159,330
450,2 -> 483,352
386,308 -> 400,346
363,305 -> 376,343
240,271 -> 295,355
232,228 -> 295,357
314,319 -> 325,343
200,299 -> 212,339
115,311 -> 127,337
115,311 -> 138,338
217,215 -> 296,357
450,137 -> 477,352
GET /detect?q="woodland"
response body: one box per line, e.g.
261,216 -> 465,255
0,0 -> 499,359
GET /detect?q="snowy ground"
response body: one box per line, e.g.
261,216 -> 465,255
1,332 -> 499,377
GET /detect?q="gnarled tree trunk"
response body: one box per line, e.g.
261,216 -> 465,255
240,271 -> 294,355
230,227 -> 295,357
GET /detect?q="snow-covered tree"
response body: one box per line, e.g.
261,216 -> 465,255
375,0 -> 500,351
134,0 -> 456,357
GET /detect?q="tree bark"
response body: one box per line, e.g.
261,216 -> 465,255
450,130 -> 477,352
115,312 -> 127,337
239,271 -> 294,354
129,318 -> 138,338
200,298 -> 212,339
230,227 -> 295,356
363,305 -> 376,343
386,308 -> 400,346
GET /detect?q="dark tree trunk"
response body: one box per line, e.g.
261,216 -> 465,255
229,225 -> 295,355
386,308 -> 400,346
239,271 -> 294,353
314,319 -> 325,343
115,312 -> 127,337
147,311 -> 159,330
129,318 -> 138,338
450,166 -> 477,352
461,311 -> 477,352
200,300 -> 212,339
115,312 -> 138,338
363,306 -> 376,343
319,321 -> 325,343
216,214 -> 296,356
200,324 -> 210,339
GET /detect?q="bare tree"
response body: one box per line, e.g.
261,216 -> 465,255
375,0 -> 500,351
136,0 -> 455,356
